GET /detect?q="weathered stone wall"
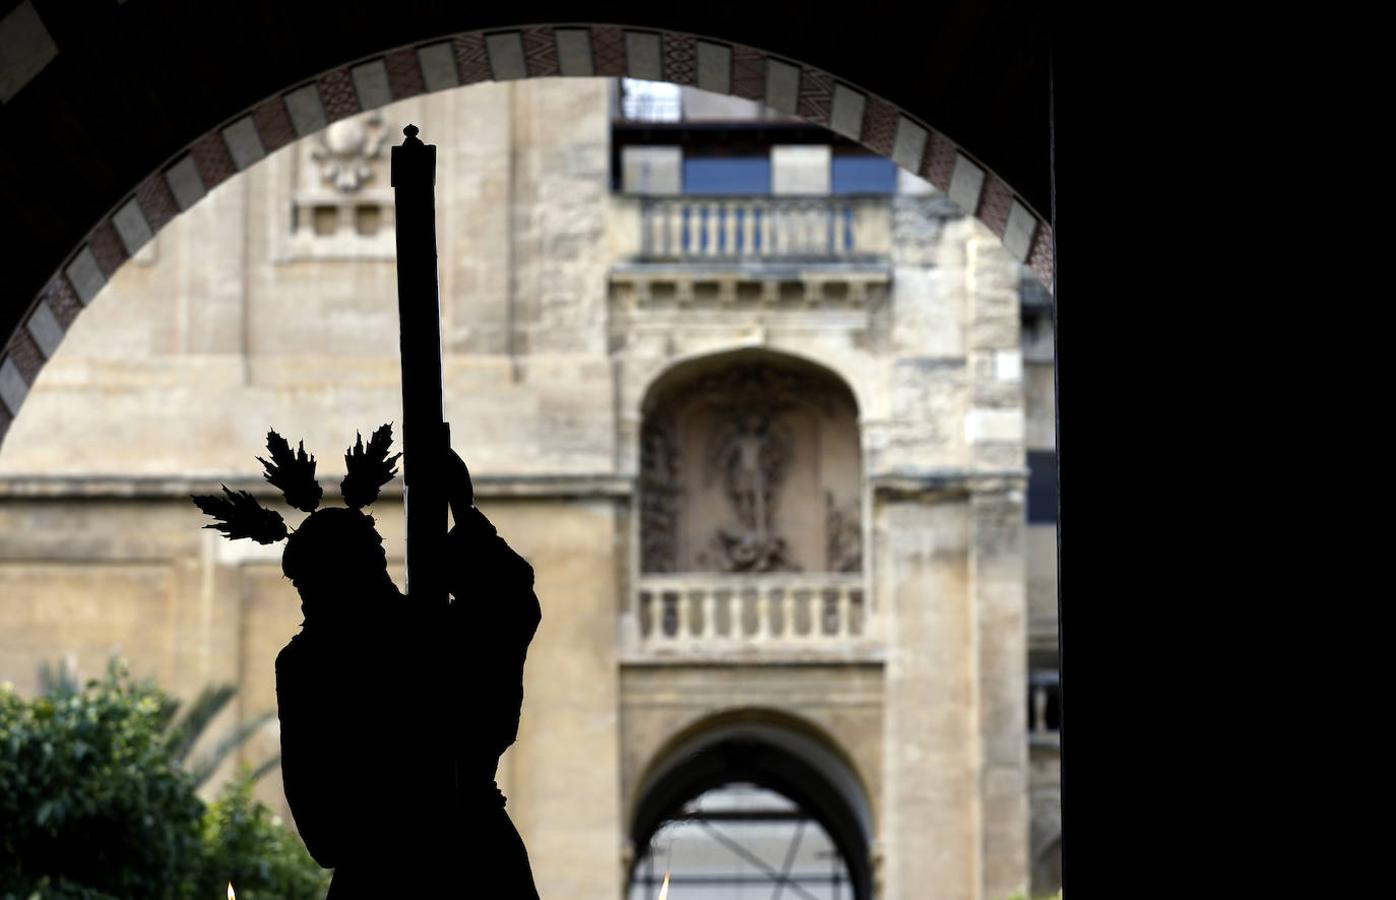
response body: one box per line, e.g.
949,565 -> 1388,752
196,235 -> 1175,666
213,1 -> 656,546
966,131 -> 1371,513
0,76 -> 1046,899
618,664 -> 885,831
875,495 -> 976,899
0,489 -> 626,897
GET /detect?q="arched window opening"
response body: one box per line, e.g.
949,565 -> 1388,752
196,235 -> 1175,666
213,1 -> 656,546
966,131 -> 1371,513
629,722 -> 875,900
639,351 -> 862,577
630,351 -> 870,655
628,782 -> 854,899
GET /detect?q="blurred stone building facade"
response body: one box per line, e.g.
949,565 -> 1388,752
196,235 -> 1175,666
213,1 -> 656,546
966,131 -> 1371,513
0,78 -> 1060,899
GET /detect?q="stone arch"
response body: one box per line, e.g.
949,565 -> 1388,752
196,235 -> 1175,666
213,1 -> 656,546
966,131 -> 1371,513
627,706 -> 876,900
638,344 -> 867,424
0,7 -> 1050,446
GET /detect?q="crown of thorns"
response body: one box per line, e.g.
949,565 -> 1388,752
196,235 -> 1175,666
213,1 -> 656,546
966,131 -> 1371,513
191,424 -> 402,544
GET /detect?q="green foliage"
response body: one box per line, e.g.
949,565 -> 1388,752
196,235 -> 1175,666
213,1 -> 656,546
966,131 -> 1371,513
0,660 -> 327,900
37,658 -> 280,793
0,660 -> 205,899
198,770 -> 330,900
160,683 -> 279,792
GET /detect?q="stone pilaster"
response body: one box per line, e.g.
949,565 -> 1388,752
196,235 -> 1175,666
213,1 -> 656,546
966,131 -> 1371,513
965,226 -> 1029,898
970,487 -> 1028,899
877,494 -> 976,900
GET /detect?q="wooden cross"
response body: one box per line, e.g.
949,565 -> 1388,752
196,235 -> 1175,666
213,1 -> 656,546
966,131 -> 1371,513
390,125 -> 448,608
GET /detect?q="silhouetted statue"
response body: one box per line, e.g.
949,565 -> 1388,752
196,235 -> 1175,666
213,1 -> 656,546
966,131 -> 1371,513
193,426 -> 540,897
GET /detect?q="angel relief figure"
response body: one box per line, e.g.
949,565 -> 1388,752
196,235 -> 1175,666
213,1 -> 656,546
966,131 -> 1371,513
701,411 -> 800,573
192,425 -> 540,898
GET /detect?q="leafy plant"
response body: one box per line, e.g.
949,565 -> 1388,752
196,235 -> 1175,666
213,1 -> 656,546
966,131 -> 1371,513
160,683 -> 280,792
198,769 -> 330,900
0,659 -> 205,898
38,657 -> 280,792
2,659 -> 327,900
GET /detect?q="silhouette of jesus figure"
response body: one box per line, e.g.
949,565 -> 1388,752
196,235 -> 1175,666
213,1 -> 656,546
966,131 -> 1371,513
271,446 -> 541,898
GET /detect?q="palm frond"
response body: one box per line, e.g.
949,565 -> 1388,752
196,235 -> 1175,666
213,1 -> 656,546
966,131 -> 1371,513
37,657 -> 80,699
163,683 -> 237,765
247,752 -> 283,785
186,710 -> 277,789
257,429 -> 323,513
341,423 -> 401,508
154,696 -> 181,731
191,485 -> 288,544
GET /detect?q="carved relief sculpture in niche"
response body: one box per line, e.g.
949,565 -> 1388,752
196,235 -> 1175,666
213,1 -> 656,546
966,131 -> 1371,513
640,357 -> 862,574
700,411 -> 798,573
639,423 -> 681,573
311,113 -> 389,192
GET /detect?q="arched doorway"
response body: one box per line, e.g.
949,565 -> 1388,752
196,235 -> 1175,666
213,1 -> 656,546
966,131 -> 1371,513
629,717 -> 875,900
0,14 -> 1049,893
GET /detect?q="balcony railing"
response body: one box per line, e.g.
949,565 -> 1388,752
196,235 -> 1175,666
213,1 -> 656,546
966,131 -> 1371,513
623,574 -> 881,662
638,196 -> 889,261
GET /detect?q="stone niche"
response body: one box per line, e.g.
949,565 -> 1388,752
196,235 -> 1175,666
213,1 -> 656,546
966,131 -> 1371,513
640,351 -> 862,574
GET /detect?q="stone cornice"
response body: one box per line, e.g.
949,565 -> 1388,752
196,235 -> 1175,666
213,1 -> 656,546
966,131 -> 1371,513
0,469 -> 1026,501
0,473 -> 634,500
870,467 -> 1028,499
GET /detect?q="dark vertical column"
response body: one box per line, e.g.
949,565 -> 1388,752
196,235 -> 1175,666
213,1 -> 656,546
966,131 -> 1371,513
391,124 -> 447,609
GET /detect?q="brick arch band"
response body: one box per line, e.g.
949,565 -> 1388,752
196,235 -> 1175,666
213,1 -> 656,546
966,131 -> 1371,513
0,24 -> 1052,447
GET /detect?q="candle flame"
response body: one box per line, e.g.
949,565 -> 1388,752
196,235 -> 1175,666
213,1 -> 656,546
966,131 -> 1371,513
227,882 -> 235,900
657,871 -> 670,900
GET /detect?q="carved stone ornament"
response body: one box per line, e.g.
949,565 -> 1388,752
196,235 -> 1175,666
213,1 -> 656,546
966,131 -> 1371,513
698,411 -> 800,573
311,113 -> 389,192
639,422 -> 681,573
825,491 -> 862,573
641,361 -> 853,573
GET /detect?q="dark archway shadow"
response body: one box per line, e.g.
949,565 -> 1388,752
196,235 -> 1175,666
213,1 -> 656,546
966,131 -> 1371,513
630,716 -> 875,900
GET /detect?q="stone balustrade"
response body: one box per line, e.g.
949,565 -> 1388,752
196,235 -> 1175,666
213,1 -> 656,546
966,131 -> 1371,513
638,196 -> 890,260
624,574 -> 881,662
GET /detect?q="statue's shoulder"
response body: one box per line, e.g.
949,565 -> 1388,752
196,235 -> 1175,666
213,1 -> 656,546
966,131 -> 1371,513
275,631 -> 311,675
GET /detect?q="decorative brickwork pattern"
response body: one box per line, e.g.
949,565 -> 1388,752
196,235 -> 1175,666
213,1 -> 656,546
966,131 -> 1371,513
189,132 -> 237,192
252,97 -> 296,154
661,32 -> 697,85
385,48 -> 426,99
860,96 -> 899,157
977,175 -> 1014,235
4,327 -> 42,384
521,27 -> 560,77
1028,225 -> 1053,288
797,68 -> 834,126
590,26 -> 626,76
87,222 -> 128,277
921,130 -> 958,192
730,45 -> 765,101
453,33 -> 491,84
41,275 -> 83,328
134,172 -> 179,236
318,68 -> 361,123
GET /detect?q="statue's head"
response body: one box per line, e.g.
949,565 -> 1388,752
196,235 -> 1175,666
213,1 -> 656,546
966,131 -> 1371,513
281,506 -> 392,612
192,424 -> 402,617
